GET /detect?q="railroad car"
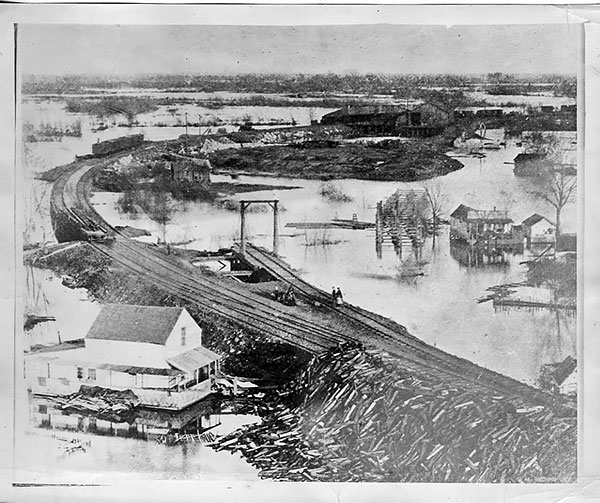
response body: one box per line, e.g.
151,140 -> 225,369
82,228 -> 114,243
92,134 -> 144,157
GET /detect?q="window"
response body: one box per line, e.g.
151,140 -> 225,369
181,327 -> 187,346
38,405 -> 47,414
47,363 -> 51,378
77,367 -> 83,380
88,368 -> 96,381
37,376 -> 47,387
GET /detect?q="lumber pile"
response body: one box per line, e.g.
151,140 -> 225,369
212,344 -> 576,483
56,385 -> 140,423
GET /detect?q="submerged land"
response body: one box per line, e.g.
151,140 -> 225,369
22,71 -> 578,483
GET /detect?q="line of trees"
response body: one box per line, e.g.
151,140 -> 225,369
23,73 -> 577,98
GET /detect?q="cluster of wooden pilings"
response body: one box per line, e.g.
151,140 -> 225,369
375,190 -> 427,259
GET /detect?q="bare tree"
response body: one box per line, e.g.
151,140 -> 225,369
145,189 -> 174,243
536,170 -> 576,242
422,181 -> 447,246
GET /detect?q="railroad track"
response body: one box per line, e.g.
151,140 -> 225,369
238,243 -> 575,409
48,154 -> 575,413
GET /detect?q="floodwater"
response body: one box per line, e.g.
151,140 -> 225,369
466,91 -> 576,108
18,93 -> 577,480
91,140 -> 576,386
14,395 -> 261,484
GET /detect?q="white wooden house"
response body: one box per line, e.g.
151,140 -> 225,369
26,305 -> 221,410
522,214 -> 555,246
450,204 -> 517,244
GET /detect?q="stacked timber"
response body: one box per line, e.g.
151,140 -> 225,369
211,344 -> 576,483
53,385 -> 140,423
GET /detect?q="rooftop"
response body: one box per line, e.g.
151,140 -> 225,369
86,304 -> 185,345
451,204 -> 512,223
167,346 -> 221,374
522,214 -> 552,227
543,356 -> 577,386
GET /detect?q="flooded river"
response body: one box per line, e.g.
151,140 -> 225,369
18,94 -> 577,480
90,141 -> 576,386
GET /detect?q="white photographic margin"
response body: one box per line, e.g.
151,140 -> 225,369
0,4 -> 599,502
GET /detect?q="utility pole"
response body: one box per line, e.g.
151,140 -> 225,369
375,201 -> 383,259
240,201 -> 247,256
198,115 -> 201,136
185,112 -> 188,136
272,200 -> 279,256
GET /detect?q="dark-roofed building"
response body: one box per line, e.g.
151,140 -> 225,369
164,152 -> 211,183
513,153 -> 555,177
450,204 -> 517,244
540,356 -> 577,396
25,305 -> 221,410
522,213 -> 555,246
320,101 -> 452,137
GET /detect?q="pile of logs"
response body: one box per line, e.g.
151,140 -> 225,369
211,344 -> 576,483
54,385 -> 140,423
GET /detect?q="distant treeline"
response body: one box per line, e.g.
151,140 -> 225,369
22,72 -> 576,98
65,96 -> 158,118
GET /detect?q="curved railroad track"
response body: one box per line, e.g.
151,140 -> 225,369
48,150 -> 576,413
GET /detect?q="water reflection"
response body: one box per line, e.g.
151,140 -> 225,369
31,394 -> 223,440
17,394 -> 261,482
449,241 -> 518,268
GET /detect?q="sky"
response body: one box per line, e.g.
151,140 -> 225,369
18,24 -> 578,76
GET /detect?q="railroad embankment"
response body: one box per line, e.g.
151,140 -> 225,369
26,243 -> 577,483
26,244 -> 310,382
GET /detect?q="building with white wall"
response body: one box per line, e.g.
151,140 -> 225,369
26,304 -> 221,410
522,214 -> 555,246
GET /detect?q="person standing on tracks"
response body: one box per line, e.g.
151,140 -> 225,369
335,287 -> 344,306
331,287 -> 338,307
285,286 -> 296,306
272,286 -> 281,302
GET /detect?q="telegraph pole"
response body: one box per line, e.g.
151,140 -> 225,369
240,201 -> 247,256
272,200 -> 279,256
185,112 -> 188,136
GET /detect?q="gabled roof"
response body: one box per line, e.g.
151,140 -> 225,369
544,356 -> 577,386
167,346 -> 221,374
451,204 -> 512,223
86,304 -> 184,345
522,214 -> 552,227
450,204 -> 473,220
514,153 -> 547,163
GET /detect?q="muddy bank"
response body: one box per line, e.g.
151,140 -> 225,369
26,244 -> 310,382
208,140 -> 463,182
